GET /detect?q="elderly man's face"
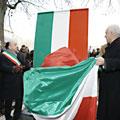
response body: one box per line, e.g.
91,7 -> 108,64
10,42 -> 18,52
105,29 -> 112,43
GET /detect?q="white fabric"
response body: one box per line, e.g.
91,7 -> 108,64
51,11 -> 70,53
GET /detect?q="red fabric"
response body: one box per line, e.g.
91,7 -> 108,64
41,47 -> 79,67
74,97 -> 97,120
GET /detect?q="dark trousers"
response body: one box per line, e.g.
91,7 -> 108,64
5,98 -> 23,120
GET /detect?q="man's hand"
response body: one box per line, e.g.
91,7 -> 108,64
96,57 -> 105,65
12,65 -> 23,73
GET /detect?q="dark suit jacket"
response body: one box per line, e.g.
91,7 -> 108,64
0,53 -> 23,99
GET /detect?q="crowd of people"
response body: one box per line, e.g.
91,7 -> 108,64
1,24 -> 120,120
88,48 -> 100,58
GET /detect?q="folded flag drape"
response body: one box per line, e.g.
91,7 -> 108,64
24,57 -> 98,120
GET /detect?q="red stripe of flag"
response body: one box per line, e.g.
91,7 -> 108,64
74,97 -> 97,120
68,9 -> 88,62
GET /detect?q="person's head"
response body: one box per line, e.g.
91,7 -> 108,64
97,48 -> 100,52
20,46 -> 29,53
5,42 -> 10,49
30,50 -> 34,58
8,41 -> 18,52
20,45 -> 26,53
21,45 -> 26,48
105,25 -> 120,44
25,46 -> 29,53
92,49 -> 96,53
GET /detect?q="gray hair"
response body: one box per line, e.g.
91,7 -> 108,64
9,41 -> 17,46
107,24 -> 120,37
8,41 -> 17,49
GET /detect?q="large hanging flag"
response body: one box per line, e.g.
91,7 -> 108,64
24,57 -> 98,120
33,9 -> 88,67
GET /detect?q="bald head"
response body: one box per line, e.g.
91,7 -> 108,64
8,41 -> 18,52
105,25 -> 120,43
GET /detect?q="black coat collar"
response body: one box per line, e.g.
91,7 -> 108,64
107,37 -> 120,48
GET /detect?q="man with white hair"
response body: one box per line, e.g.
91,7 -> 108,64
96,25 -> 120,120
0,41 -> 23,120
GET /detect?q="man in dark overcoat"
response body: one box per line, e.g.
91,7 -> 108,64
0,41 -> 23,120
96,25 -> 120,120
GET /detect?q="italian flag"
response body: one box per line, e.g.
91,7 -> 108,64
24,58 -> 98,120
33,9 -> 88,67
29,8 -> 97,120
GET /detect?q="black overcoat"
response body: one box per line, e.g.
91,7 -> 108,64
0,53 -> 23,99
97,37 -> 120,120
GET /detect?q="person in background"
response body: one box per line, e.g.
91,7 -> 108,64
96,25 -> 120,120
96,48 -> 100,56
18,45 -> 31,70
29,50 -> 34,67
5,42 -> 10,50
90,49 -> 96,57
99,44 -> 108,57
0,41 -> 23,120
19,45 -> 27,65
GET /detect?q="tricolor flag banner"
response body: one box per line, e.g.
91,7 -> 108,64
24,57 -> 98,120
33,9 -> 88,67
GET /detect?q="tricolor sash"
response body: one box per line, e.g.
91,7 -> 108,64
2,51 -> 21,66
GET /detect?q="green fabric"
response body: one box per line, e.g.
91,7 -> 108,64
33,12 -> 54,67
24,57 -> 96,117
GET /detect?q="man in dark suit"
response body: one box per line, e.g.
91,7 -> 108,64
96,25 -> 120,120
0,41 -> 23,120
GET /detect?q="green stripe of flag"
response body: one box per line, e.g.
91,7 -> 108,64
34,12 -> 54,67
